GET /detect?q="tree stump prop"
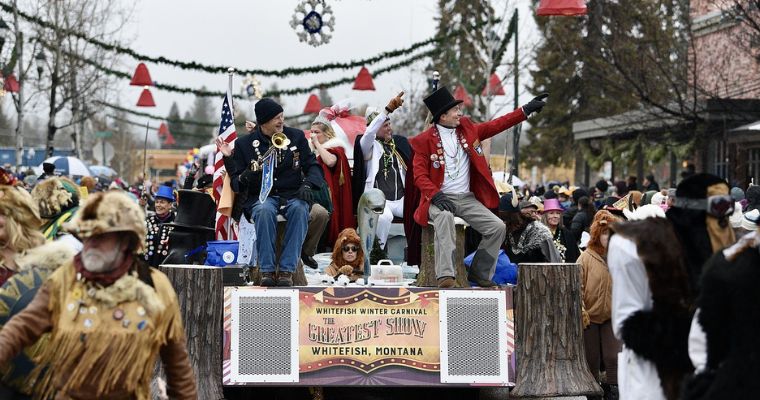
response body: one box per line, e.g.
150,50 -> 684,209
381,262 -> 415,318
511,263 -> 602,398
418,223 -> 471,287
158,265 -> 224,400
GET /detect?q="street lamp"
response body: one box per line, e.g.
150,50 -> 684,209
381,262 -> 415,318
35,50 -> 46,78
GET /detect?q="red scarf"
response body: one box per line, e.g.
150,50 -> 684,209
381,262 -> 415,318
74,251 -> 134,286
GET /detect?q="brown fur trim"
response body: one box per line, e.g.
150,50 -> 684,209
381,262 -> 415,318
612,218 -> 692,311
31,177 -> 78,218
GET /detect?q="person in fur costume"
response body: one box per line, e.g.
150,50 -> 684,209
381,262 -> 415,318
682,228 -> 760,400
0,191 -> 196,399
0,240 -> 75,398
0,186 -> 46,287
608,210 -> 694,400
30,177 -> 83,251
325,228 -> 365,282
578,210 -> 622,400
665,173 -> 735,297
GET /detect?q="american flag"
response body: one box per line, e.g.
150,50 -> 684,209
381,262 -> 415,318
214,89 -> 237,240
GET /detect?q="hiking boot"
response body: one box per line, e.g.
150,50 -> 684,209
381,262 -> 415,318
437,277 -> 456,288
301,253 -> 318,269
260,272 -> 276,287
277,271 -> 294,287
467,273 -> 497,288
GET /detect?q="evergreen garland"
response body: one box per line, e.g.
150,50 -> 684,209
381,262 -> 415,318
4,1 -> 455,78
97,101 -> 217,127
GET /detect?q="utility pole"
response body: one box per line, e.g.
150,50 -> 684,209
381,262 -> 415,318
12,0 -> 24,167
511,9 -> 521,182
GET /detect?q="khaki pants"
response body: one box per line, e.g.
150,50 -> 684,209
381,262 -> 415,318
428,192 -> 505,280
303,203 -> 329,257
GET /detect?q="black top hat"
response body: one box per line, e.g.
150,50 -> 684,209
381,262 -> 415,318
164,189 -> 215,231
423,87 -> 463,122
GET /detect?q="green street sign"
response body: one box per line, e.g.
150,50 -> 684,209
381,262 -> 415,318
95,131 -> 113,139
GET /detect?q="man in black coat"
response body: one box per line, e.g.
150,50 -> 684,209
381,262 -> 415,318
226,98 -> 324,287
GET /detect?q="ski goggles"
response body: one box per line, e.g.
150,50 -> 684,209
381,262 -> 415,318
674,195 -> 734,218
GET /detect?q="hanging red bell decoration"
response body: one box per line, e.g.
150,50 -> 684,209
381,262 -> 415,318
303,94 -> 323,113
453,85 -> 473,108
157,122 -> 169,137
136,87 -> 156,107
536,0 -> 587,16
482,73 -> 506,96
3,74 -> 19,93
163,131 -> 176,146
130,63 -> 153,86
352,67 -> 375,91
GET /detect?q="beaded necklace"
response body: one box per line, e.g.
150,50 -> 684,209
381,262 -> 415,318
434,125 -> 468,180
379,138 -> 396,179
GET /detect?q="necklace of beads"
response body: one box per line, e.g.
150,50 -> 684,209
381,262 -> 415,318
434,125 -> 468,180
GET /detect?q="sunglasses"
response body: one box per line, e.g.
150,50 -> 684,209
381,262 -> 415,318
342,245 -> 359,252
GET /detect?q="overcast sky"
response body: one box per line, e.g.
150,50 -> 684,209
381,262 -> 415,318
114,0 -> 539,125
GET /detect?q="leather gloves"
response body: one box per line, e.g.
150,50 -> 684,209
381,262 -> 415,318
240,169 -> 262,198
431,191 -> 456,213
297,182 -> 314,204
385,91 -> 405,113
522,93 -> 549,116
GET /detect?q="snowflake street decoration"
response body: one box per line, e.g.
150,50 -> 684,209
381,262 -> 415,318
290,0 -> 335,47
241,74 -> 263,100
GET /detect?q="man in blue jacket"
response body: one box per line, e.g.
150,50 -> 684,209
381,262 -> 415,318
227,98 -> 324,286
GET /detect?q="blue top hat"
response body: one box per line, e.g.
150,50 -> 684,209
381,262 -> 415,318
155,185 -> 175,202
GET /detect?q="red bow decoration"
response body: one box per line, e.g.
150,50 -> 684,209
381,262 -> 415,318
319,104 -> 351,121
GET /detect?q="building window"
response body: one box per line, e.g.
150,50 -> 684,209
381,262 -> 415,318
749,148 -> 760,185
714,140 -> 728,180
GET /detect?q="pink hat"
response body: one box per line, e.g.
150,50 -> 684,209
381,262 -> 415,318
543,198 -> 563,213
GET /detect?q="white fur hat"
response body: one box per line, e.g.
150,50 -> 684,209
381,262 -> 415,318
623,204 -> 666,221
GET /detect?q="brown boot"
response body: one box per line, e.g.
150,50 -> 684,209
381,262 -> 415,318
467,273 -> 496,288
437,276 -> 456,288
277,271 -> 293,287
260,272 -> 276,287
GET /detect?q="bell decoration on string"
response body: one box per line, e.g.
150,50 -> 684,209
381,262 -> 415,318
482,73 -> 506,96
130,63 -> 153,86
290,0 -> 335,47
157,122 -> 169,138
3,73 -> 19,93
352,67 -> 375,91
536,0 -> 587,16
136,86 -> 156,107
453,85 -> 473,108
303,94 -> 323,114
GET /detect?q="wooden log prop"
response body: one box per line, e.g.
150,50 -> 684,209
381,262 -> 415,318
157,265 -> 224,400
417,224 -> 470,288
511,263 -> 602,398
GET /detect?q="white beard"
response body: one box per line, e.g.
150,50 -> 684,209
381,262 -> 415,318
81,246 -> 122,273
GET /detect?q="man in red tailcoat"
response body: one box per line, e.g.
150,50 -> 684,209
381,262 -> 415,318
410,87 -> 548,288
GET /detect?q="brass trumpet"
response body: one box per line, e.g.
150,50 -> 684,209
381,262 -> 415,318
251,132 -> 290,172
271,132 -> 291,149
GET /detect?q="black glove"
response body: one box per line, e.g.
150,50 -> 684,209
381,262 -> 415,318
431,191 -> 456,213
240,169 -> 262,195
296,182 -> 314,204
522,93 -> 549,116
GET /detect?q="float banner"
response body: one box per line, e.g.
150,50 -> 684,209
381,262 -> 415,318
299,287 -> 440,374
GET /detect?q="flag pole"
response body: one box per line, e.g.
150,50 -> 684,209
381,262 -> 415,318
226,68 -> 235,239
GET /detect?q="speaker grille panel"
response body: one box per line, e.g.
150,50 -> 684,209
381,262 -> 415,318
439,291 -> 508,384
446,297 -> 500,375
230,289 -> 299,383
238,296 -> 292,375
